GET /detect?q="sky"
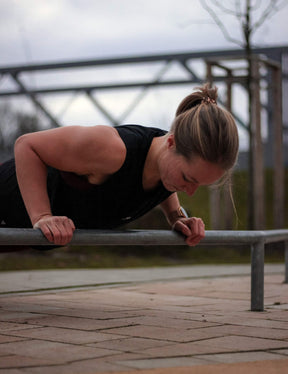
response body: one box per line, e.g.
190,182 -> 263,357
0,0 -> 288,149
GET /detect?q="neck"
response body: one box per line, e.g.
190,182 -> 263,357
142,135 -> 167,191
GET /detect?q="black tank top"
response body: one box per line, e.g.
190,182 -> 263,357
45,124 -> 172,229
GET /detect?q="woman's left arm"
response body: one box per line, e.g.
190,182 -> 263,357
160,193 -> 205,246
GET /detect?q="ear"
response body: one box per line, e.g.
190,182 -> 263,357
167,134 -> 175,149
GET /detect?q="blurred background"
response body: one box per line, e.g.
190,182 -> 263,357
0,0 -> 287,269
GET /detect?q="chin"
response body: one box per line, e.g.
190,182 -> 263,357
167,184 -> 177,192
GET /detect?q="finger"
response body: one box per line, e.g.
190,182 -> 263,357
38,223 -> 55,243
185,234 -> 203,246
61,218 -> 76,243
53,219 -> 74,245
49,224 -> 64,246
173,220 -> 191,237
185,229 -> 205,246
188,218 -> 205,236
46,216 -> 71,244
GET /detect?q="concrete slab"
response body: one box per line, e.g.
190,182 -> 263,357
0,265 -> 287,373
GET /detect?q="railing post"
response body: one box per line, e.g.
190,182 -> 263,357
285,241 -> 288,284
251,239 -> 265,311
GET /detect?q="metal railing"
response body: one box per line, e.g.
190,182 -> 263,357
0,228 -> 288,312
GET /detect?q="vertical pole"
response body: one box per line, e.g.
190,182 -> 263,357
224,70 -> 234,229
250,58 -> 265,229
251,239 -> 265,311
272,66 -> 284,228
206,62 -> 222,230
285,241 -> 288,284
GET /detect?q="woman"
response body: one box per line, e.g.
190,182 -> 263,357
0,84 -> 239,247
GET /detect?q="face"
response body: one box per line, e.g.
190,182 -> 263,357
158,135 -> 225,196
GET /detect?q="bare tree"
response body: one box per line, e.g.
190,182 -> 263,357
201,0 -> 287,48
201,0 -> 287,228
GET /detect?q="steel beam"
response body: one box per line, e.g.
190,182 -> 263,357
0,46 -> 287,74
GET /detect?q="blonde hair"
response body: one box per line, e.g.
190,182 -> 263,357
171,84 -> 239,172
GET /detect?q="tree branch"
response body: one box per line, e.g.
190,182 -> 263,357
201,0 -> 244,47
252,0 -> 288,33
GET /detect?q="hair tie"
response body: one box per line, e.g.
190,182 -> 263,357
202,96 -> 216,105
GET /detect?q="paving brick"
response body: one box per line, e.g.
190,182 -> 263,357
141,309 -> 214,322
0,335 -> 28,344
270,349 -> 288,356
206,315 -> 288,329
195,351 -> 287,364
195,335 -> 288,351
139,341 -> 228,358
38,308 -> 144,320
104,352 -> 149,362
141,336 -> 288,358
7,326 -> 125,344
197,324 -> 288,340
119,356 -> 216,370
21,358 -> 131,374
0,369 -> 27,374
0,322 -> 32,332
134,316 -> 219,329
106,324 -> 210,343
0,354 -> 52,368
0,340 -> 118,363
0,311 -> 49,322
90,337 -> 173,352
25,315 -> 140,331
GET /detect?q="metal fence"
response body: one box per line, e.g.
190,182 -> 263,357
0,228 -> 288,312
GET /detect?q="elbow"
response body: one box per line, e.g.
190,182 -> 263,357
14,134 -> 32,158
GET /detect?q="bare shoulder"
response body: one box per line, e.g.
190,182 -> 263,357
76,125 -> 127,173
16,125 -> 127,175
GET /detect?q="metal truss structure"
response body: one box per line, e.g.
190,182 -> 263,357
0,46 -> 287,131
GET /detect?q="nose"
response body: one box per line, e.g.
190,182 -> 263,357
184,184 -> 198,196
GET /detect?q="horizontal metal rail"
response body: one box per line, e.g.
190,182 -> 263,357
1,46 -> 287,73
1,228 -> 288,246
1,228 -> 288,312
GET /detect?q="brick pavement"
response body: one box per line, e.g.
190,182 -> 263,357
0,267 -> 287,373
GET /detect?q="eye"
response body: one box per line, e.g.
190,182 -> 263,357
182,173 -> 198,185
182,173 -> 188,182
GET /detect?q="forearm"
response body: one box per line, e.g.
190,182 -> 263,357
14,136 -> 52,226
160,193 -> 186,227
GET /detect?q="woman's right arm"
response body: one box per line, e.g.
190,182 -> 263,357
14,125 -> 126,245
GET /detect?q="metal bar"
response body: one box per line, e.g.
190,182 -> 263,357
262,230 -> 288,243
1,228 -> 288,246
251,239 -> 265,311
86,92 -> 119,126
0,46 -> 287,74
11,73 -> 60,128
118,61 -> 172,123
179,60 -> 202,81
0,76 -> 250,97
